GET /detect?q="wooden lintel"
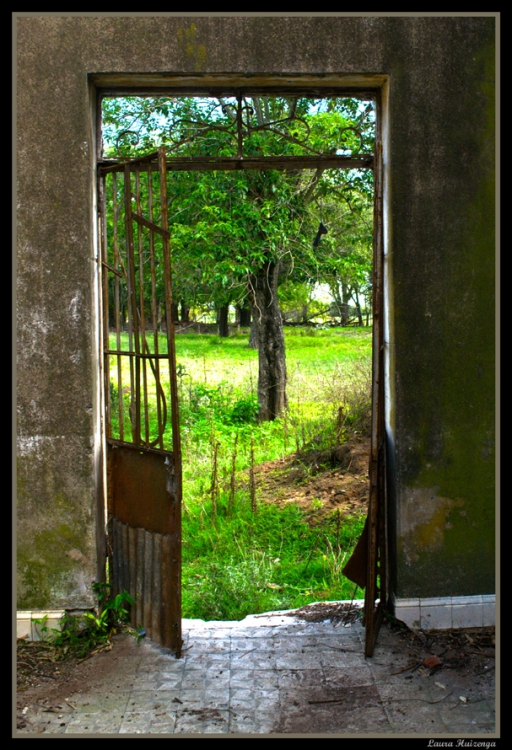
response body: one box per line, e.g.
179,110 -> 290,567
91,72 -> 388,94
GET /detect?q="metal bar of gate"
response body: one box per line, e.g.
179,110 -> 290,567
124,164 -> 142,444
148,169 -> 164,450
99,154 -> 374,174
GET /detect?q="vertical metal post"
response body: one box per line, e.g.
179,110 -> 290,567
365,93 -> 386,657
158,146 -> 182,656
148,167 -> 164,449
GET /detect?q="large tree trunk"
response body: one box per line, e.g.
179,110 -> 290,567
180,300 -> 190,324
171,302 -> 179,326
252,262 -> 287,421
249,304 -> 259,349
354,285 -> 363,327
217,304 -> 229,338
238,303 -> 251,327
341,282 -> 353,326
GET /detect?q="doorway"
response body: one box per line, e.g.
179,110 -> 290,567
97,85 -> 386,657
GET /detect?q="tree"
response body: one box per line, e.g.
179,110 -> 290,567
101,94 -> 375,419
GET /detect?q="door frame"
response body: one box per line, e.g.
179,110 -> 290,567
92,73 -> 391,650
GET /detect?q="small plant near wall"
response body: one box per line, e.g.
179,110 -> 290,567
31,583 -> 137,660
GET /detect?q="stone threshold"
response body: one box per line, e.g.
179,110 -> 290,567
16,600 -> 365,642
17,595 -> 495,642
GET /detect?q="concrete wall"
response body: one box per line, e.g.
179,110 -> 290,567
16,15 -> 495,610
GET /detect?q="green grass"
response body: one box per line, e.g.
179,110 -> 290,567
108,326 -> 372,620
182,500 -> 365,620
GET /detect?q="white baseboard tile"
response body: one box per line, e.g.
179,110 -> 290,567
393,595 -> 495,630
16,610 -> 65,641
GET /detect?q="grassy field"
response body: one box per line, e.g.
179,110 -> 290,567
108,327 -> 372,620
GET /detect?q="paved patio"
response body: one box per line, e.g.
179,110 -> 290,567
17,609 -> 497,736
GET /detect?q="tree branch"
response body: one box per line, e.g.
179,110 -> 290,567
301,167 -> 326,204
252,97 -> 264,127
218,98 -> 237,122
287,98 -> 298,120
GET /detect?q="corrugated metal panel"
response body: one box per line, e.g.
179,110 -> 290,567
111,519 -> 174,649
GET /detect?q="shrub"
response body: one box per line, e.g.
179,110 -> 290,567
229,396 -> 259,424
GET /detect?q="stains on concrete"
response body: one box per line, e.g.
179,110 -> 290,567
399,487 -> 465,564
177,23 -> 207,72
17,436 -> 97,610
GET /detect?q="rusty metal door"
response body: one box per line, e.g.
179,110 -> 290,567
342,119 -> 387,657
99,147 -> 182,655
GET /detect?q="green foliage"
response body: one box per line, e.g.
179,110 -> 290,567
182,501 -> 365,621
102,96 -> 375,161
101,95 -> 375,317
229,396 -> 259,424
31,584 -> 135,660
169,327 -> 371,619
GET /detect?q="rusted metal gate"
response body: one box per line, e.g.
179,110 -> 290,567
99,147 -> 183,655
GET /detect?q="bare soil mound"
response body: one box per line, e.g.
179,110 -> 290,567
253,435 -> 370,524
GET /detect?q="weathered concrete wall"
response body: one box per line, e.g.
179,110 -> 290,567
16,15 -> 495,608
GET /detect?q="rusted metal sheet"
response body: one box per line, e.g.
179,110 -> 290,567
107,441 -> 177,534
120,522 -> 129,600
110,519 -> 180,653
161,532 -> 181,653
107,441 -> 182,654
128,525 -> 137,629
135,528 -> 144,628
143,529 -> 153,640
342,516 -> 369,589
151,533 -> 162,643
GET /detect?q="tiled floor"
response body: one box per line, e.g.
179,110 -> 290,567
17,611 -> 497,736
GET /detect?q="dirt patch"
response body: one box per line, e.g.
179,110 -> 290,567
16,634 -> 139,732
271,618 -> 495,734
383,617 -> 496,677
253,436 -> 370,524
273,672 -> 386,733
287,600 -> 363,626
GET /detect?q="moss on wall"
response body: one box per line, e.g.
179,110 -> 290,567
392,32 -> 495,597
17,508 -> 91,609
17,439 -> 96,610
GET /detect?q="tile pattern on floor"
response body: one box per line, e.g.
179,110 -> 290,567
17,611 -> 496,736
